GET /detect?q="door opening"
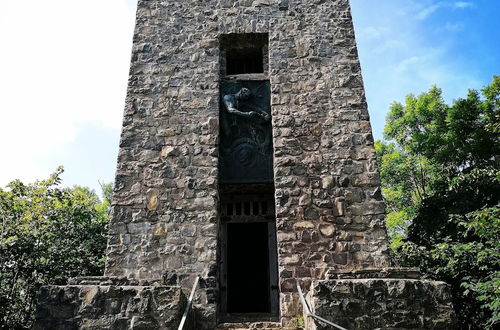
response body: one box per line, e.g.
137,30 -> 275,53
227,222 -> 269,313
218,187 -> 279,321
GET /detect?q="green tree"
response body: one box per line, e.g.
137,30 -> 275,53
375,140 -> 438,249
377,76 -> 500,329
0,168 -> 111,329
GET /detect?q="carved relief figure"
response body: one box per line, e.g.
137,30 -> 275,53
222,87 -> 270,122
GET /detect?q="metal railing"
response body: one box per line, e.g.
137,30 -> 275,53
297,283 -> 348,330
178,276 -> 200,330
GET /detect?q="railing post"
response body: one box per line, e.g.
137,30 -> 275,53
296,283 -> 349,330
178,276 -> 200,330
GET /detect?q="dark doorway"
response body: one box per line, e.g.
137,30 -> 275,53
227,222 -> 270,313
218,187 -> 279,321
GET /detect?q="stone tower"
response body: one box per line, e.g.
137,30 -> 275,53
34,1 -> 457,329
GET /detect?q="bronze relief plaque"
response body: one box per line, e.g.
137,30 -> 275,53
219,80 -> 273,183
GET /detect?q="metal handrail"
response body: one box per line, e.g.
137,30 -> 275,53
297,283 -> 348,330
178,276 -> 200,330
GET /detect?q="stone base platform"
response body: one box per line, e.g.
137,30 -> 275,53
33,273 -> 458,330
34,277 -> 193,330
306,276 -> 458,330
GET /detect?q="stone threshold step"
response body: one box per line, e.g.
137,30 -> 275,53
215,321 -> 283,330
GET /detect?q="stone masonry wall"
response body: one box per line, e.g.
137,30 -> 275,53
269,0 -> 389,298
104,5 -> 223,319
307,279 -> 458,330
106,0 -> 390,326
34,278 -> 189,330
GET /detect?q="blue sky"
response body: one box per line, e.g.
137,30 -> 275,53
0,0 -> 498,195
350,0 -> 500,137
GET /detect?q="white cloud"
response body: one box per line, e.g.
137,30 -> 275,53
442,22 -> 465,32
453,1 -> 474,9
0,0 -> 137,187
416,3 -> 443,20
395,56 -> 425,73
414,1 -> 474,20
360,26 -> 383,40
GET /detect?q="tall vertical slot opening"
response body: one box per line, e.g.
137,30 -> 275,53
218,33 -> 278,321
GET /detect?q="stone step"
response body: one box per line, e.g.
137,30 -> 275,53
215,321 -> 283,330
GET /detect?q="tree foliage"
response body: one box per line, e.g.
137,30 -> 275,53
0,168 -> 111,329
377,76 -> 500,329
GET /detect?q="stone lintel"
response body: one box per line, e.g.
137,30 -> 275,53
224,73 -> 269,81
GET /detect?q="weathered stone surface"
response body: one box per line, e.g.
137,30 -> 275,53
146,189 -> 159,211
216,321 -> 285,330
34,281 -> 191,330
307,279 -> 458,330
318,224 -> 335,237
325,267 -> 421,280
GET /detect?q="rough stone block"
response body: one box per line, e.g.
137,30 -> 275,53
307,279 -> 458,330
34,278 -> 192,330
